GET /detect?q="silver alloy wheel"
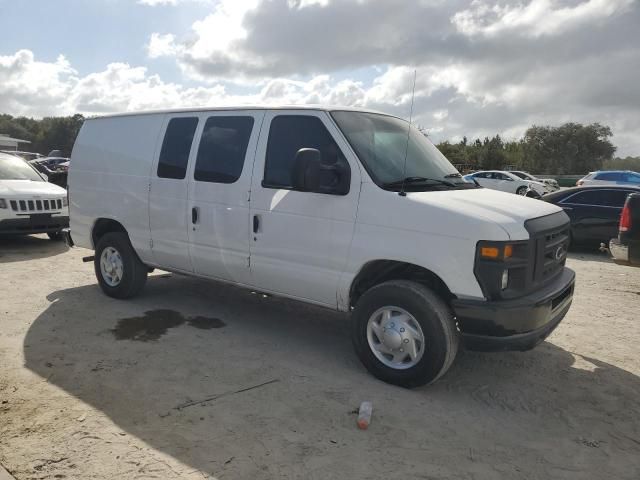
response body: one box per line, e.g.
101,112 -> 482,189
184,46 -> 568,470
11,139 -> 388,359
100,246 -> 124,287
366,306 -> 426,370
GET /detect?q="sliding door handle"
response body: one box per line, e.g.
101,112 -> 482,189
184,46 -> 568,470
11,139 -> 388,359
192,206 -> 199,224
253,214 -> 260,233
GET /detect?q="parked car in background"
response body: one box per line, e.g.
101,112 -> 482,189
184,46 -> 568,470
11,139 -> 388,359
609,193 -> 640,267
510,171 -> 560,192
30,156 -> 70,172
576,170 -> 640,187
543,186 -> 640,246
28,157 -> 70,189
0,150 -> 44,162
463,170 -> 549,197
0,152 -> 69,239
66,105 -> 575,387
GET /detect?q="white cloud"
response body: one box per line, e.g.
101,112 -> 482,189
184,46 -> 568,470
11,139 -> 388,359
0,49 -> 367,117
0,50 -> 77,117
2,0 -> 640,156
452,0 -> 634,37
138,0 -> 179,5
147,33 -> 179,58
137,0 -> 209,5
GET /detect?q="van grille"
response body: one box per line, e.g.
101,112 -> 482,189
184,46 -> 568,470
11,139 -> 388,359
9,198 -> 63,213
524,212 -> 571,289
533,226 -> 570,283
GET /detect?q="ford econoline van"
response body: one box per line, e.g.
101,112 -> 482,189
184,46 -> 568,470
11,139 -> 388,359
66,106 -> 575,387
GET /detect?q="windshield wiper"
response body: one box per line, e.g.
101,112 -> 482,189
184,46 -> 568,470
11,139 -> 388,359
382,176 -> 457,189
444,173 -> 462,179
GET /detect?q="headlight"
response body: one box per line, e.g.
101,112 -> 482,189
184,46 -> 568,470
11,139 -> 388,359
62,197 -> 68,207
0,199 -> 7,209
501,269 -> 509,290
475,240 -> 528,299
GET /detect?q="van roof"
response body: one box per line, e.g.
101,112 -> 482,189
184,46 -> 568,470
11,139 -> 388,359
90,104 -> 397,120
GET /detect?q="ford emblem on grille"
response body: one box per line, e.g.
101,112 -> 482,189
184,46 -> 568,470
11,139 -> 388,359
555,245 -> 566,261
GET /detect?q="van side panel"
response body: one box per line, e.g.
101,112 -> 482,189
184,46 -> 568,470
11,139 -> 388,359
69,114 -> 165,262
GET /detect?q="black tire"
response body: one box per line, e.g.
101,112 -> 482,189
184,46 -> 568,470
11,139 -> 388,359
516,186 -> 528,195
351,280 -> 459,388
47,231 -> 62,241
94,232 -> 147,299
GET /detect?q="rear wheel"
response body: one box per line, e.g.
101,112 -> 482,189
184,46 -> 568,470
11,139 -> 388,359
351,280 -> 459,388
94,232 -> 147,299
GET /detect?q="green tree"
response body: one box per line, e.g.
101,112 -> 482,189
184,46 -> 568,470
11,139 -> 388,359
522,123 -> 615,174
603,156 -> 640,171
0,113 -> 84,157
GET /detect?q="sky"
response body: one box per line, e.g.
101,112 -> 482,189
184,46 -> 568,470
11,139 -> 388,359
1,0 -> 639,155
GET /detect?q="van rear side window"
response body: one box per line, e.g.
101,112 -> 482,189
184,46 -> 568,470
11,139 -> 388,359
157,117 -> 198,179
194,116 -> 254,184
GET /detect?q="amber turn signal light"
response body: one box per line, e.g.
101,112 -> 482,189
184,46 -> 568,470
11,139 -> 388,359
504,244 -> 513,258
480,244 -> 514,259
480,247 -> 500,258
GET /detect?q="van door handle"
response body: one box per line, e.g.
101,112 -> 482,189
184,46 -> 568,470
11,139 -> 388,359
192,206 -> 199,224
253,214 -> 260,233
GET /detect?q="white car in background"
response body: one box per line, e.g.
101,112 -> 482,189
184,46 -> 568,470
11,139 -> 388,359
0,152 -> 69,239
576,170 -> 640,187
464,170 -> 549,197
510,170 -> 560,192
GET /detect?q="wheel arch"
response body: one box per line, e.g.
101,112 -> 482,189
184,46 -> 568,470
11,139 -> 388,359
349,260 -> 455,309
91,217 -> 128,249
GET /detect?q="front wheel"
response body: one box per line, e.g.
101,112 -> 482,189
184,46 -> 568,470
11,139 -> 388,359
351,280 -> 459,388
516,186 -> 528,195
94,232 -> 147,299
47,231 -> 62,241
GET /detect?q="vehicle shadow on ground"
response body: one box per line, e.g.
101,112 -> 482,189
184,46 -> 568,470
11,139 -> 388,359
0,234 -> 68,264
567,246 -> 613,264
23,275 -> 640,479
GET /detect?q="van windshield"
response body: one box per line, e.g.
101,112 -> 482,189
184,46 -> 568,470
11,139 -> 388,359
0,153 -> 44,181
331,111 -> 473,191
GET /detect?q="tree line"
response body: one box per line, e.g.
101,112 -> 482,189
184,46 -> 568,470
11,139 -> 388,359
1,113 -> 637,174
434,123 -> 625,175
0,114 -> 85,157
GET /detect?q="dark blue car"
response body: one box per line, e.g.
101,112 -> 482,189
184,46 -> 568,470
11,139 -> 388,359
543,185 -> 640,245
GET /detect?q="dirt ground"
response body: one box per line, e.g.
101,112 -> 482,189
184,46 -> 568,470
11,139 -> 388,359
1,235 -> 639,480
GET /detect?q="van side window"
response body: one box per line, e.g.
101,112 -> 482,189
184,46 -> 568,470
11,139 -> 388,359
194,116 -> 254,184
157,117 -> 198,179
264,115 -> 350,194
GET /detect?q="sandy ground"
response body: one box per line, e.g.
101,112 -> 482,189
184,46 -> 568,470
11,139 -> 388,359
1,234 -> 639,480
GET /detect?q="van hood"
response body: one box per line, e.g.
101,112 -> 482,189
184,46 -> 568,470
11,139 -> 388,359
0,180 -> 67,197
406,187 -> 563,240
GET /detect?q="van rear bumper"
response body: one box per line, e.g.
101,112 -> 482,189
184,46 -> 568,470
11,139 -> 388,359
452,267 -> 575,352
0,215 -> 69,235
609,238 -> 640,266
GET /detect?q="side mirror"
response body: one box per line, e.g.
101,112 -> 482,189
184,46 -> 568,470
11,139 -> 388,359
292,148 -> 322,192
292,147 -> 351,195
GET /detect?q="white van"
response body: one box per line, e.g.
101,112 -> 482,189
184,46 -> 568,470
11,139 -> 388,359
66,106 -> 575,387
0,152 -> 69,238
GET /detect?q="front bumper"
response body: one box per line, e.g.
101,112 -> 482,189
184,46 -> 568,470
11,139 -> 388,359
452,267 -> 575,351
0,215 -> 69,235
